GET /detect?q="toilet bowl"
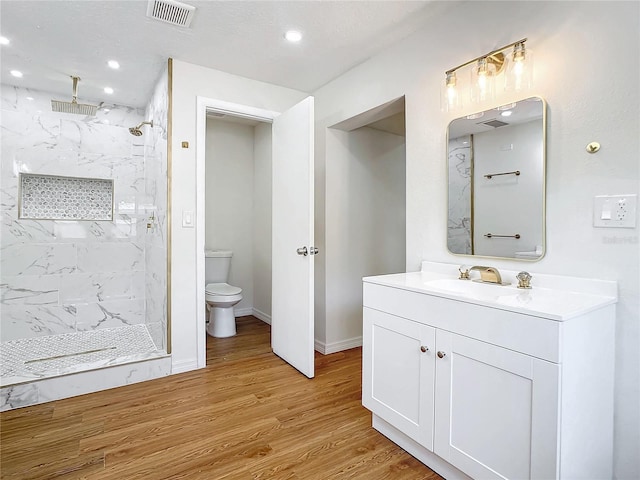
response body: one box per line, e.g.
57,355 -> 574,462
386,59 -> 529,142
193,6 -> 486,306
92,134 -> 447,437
205,282 -> 243,337
205,249 -> 243,337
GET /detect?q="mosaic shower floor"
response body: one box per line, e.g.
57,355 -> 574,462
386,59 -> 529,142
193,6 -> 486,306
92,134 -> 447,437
0,325 -> 165,387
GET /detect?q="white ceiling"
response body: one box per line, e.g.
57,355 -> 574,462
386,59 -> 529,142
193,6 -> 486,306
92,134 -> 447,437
0,0 -> 442,108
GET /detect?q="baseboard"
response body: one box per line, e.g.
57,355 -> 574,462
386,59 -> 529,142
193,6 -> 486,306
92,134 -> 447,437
314,336 -> 362,355
171,358 -> 200,374
252,308 -> 271,325
234,307 -> 254,317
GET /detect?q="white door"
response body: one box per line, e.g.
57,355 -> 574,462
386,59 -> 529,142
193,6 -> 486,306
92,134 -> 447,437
434,330 -> 560,480
362,308 -> 436,449
271,96 -> 315,378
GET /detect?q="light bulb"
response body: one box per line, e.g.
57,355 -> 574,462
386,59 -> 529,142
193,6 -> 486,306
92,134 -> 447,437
442,71 -> 461,111
514,60 -> 524,77
446,72 -> 458,107
505,42 -> 532,92
471,57 -> 496,103
478,73 -> 487,91
477,58 -> 488,92
447,85 -> 457,104
284,30 -> 302,42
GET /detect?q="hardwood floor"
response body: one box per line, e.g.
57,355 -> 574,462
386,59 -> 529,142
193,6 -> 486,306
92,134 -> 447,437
1,316 -> 442,479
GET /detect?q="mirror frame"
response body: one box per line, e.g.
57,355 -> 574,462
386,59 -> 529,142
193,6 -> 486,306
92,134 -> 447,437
446,96 -> 547,262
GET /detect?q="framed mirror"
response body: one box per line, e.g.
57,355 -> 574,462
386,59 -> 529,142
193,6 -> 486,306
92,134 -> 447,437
447,96 -> 546,260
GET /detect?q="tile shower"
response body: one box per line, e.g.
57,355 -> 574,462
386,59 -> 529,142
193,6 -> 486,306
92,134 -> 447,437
0,66 -> 171,410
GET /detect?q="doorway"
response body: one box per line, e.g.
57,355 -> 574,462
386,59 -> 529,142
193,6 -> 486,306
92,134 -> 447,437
196,98 -> 278,368
204,115 -> 273,326
195,96 -> 315,377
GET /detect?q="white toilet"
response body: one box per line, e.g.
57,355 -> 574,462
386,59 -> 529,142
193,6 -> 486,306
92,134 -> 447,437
205,249 -> 243,338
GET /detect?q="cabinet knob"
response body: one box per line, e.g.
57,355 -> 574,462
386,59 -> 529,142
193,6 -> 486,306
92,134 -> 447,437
437,351 -> 446,359
420,346 -> 429,353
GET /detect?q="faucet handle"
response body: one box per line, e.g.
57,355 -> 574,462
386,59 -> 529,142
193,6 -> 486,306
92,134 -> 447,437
516,271 -> 532,289
458,265 -> 471,280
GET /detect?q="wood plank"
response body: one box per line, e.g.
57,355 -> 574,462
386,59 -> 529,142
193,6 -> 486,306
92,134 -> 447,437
0,316 -> 441,479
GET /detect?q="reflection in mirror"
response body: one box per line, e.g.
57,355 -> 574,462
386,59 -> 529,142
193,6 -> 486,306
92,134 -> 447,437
447,96 -> 546,260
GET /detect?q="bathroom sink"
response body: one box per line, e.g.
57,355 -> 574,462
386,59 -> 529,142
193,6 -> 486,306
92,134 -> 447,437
423,278 -> 517,301
364,262 -> 618,321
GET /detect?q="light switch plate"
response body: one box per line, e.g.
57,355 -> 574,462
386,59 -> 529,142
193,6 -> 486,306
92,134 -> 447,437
593,194 -> 637,228
182,210 -> 195,228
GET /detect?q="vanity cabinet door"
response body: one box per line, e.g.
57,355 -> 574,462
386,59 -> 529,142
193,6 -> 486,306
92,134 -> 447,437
434,330 -> 560,480
363,307 -> 436,450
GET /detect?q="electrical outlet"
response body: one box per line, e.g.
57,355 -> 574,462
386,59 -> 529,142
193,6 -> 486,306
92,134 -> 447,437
594,194 -> 637,228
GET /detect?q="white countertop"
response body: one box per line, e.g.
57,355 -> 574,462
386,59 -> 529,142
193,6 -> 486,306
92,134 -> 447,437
363,262 -> 617,321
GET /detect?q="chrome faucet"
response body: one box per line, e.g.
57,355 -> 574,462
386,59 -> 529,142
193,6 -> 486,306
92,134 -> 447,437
470,266 -> 503,284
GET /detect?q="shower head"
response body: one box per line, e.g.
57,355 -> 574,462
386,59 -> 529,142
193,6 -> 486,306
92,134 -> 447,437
128,120 -> 153,136
51,76 -> 98,116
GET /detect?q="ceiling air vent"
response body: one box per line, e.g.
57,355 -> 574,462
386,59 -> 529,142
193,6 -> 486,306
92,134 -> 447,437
479,119 -> 509,128
147,0 -> 196,28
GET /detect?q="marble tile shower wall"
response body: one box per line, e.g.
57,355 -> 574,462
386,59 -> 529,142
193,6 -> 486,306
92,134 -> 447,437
0,85 -> 150,342
143,65 -> 168,350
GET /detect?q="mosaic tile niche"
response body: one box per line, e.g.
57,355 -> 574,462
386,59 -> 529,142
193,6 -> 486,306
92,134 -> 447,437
19,173 -> 113,221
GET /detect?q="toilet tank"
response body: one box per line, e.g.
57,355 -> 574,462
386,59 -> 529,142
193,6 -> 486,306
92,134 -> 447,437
205,250 -> 233,284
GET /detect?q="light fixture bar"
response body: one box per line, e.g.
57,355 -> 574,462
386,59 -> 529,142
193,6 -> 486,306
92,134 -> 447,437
445,38 -> 527,75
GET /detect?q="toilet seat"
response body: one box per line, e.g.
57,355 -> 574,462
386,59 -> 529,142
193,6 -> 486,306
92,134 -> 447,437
205,282 -> 242,296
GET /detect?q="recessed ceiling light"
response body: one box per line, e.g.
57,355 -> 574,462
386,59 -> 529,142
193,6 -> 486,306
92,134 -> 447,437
107,60 -> 120,70
284,30 -> 302,43
501,111 -> 513,117
26,96 -> 34,101
10,70 -> 23,78
0,36 -> 9,46
104,87 -> 114,94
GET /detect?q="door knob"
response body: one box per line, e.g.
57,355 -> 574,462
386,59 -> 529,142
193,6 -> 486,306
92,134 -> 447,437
310,247 -> 319,255
437,351 -> 446,359
420,346 -> 429,353
296,246 -> 308,256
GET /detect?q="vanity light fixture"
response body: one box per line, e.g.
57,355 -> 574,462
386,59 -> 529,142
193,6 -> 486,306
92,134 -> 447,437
104,87 -> 114,94
442,38 -> 532,111
107,60 -> 120,69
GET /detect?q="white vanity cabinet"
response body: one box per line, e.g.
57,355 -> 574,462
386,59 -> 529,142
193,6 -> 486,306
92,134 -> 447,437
433,330 -> 559,480
362,264 -> 617,480
363,308 -> 436,450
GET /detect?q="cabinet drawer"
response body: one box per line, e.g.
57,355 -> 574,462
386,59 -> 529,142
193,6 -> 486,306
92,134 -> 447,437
363,282 -> 561,363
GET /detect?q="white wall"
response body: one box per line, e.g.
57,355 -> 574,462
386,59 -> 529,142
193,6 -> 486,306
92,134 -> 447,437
474,119 -> 544,257
170,59 -> 307,372
312,2 -> 639,477
253,123 -> 273,321
205,118 -> 255,312
322,126 -> 405,351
